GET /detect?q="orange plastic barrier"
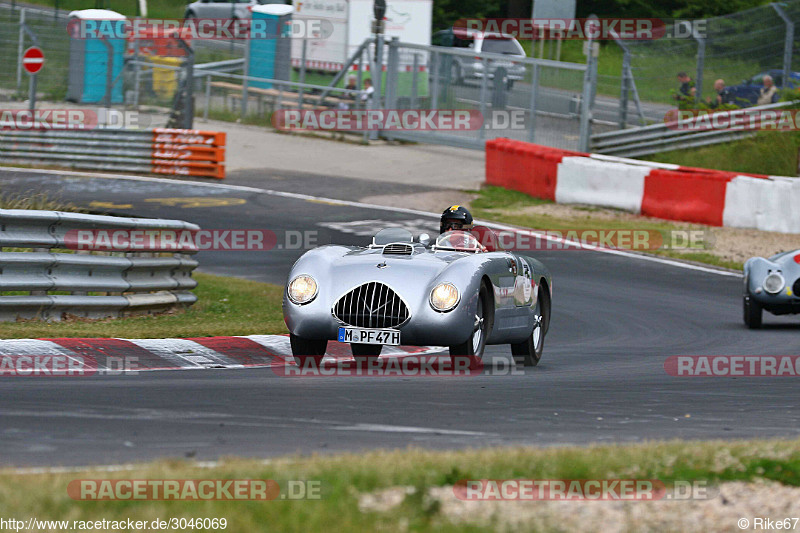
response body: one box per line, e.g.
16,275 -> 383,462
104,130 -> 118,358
150,128 -> 225,179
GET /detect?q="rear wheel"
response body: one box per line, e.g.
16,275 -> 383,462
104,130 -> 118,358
512,288 -> 549,367
743,295 -> 762,329
351,343 -> 382,362
290,333 -> 327,367
449,283 -> 490,365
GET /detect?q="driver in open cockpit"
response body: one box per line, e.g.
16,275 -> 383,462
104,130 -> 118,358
440,205 -> 474,234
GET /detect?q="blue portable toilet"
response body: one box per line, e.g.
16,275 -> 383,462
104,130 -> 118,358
66,9 -> 126,104
248,4 -> 293,89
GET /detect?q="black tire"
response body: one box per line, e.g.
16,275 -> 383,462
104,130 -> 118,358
512,288 -> 549,367
184,10 -> 196,19
290,333 -> 327,367
449,283 -> 491,364
506,79 -> 515,90
744,295 -> 762,329
351,343 -> 382,361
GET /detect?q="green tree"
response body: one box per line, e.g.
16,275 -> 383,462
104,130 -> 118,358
432,0 -> 506,31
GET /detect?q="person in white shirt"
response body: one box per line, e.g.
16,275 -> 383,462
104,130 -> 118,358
360,78 -> 374,107
757,75 -> 779,105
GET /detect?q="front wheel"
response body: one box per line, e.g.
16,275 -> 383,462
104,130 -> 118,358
743,295 -> 762,329
512,288 -> 549,367
449,283 -> 490,364
290,333 -> 327,367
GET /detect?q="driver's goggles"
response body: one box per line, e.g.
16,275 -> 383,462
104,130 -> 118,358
445,222 -> 472,230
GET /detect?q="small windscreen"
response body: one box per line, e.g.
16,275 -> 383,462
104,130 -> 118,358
435,230 -> 484,252
373,228 -> 414,246
471,225 -> 502,252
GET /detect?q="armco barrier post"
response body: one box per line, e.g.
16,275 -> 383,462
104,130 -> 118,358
527,64 -> 539,144
772,3 -> 794,96
579,16 -> 598,153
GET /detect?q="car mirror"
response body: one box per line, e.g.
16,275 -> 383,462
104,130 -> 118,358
417,233 -> 431,247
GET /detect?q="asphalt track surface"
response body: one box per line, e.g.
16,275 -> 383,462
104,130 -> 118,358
0,168 -> 799,467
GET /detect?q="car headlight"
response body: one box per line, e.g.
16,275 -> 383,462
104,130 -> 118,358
430,282 -> 460,312
288,275 -> 318,304
763,272 -> 785,294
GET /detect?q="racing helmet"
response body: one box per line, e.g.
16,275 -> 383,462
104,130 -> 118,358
440,205 -> 474,234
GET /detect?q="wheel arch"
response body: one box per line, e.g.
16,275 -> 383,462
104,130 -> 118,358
481,274 -> 496,335
538,277 -> 552,333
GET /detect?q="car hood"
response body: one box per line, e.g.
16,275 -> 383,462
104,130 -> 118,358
288,245 -> 493,307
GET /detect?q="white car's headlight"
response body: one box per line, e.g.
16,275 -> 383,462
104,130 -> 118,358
430,282 -> 460,312
288,275 -> 318,304
763,273 -> 785,294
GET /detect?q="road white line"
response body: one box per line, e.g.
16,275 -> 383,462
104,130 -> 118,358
2,166 -> 741,277
330,423 -> 488,435
4,461 -> 232,476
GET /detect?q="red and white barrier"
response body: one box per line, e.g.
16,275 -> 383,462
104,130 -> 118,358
486,138 -> 800,233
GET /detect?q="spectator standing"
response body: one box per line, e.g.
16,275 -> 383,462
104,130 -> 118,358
757,75 -> 779,105
708,79 -> 733,108
338,76 -> 359,110
360,78 -> 375,107
675,71 -> 696,108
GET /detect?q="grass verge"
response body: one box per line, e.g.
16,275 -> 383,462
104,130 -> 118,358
0,438 -> 798,532
469,186 -> 744,270
643,130 -> 800,177
0,272 -> 287,339
0,189 -> 85,212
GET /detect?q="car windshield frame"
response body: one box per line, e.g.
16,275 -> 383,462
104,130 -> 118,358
433,230 -> 486,253
372,228 -> 414,246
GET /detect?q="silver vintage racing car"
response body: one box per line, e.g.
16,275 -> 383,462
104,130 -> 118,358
283,225 -> 552,367
744,249 -> 800,328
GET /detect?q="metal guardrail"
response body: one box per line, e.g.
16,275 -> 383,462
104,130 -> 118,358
0,128 -> 226,179
194,58 -> 245,77
590,101 -> 799,157
0,209 -> 200,322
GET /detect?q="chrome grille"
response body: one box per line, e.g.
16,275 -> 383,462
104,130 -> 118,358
333,282 -> 409,328
793,278 -> 800,296
383,243 -> 413,255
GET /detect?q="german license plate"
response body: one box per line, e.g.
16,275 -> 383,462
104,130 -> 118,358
338,327 -> 401,346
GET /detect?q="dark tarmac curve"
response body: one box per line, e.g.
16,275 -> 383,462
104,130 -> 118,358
0,168 -> 798,467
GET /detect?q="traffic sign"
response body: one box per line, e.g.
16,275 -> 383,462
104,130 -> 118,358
22,46 -> 44,75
